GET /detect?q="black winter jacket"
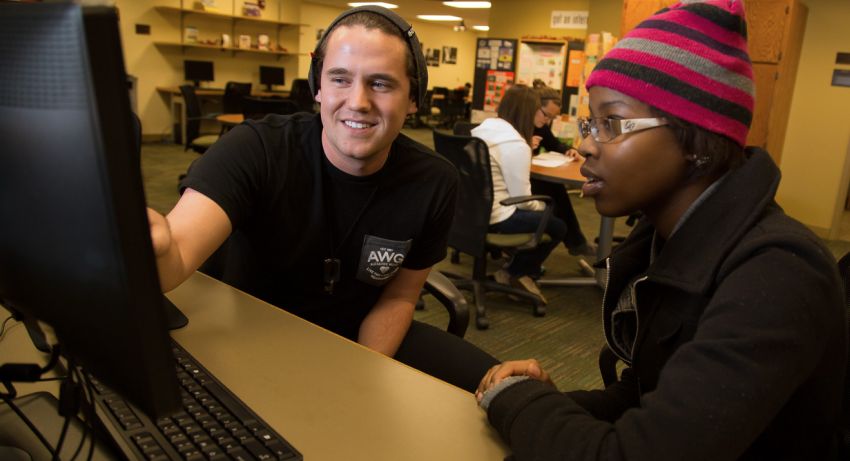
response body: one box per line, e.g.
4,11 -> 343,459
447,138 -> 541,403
486,149 -> 847,460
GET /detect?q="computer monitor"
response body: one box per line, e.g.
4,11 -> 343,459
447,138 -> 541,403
260,65 -> 285,92
0,4 -> 181,419
184,60 -> 214,87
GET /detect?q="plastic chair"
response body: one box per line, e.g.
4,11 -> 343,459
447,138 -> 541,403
178,84 -> 219,154
241,97 -> 298,120
288,79 -> 315,113
432,130 -> 554,330
222,81 -> 252,114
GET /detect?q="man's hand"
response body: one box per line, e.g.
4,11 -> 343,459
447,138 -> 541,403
147,208 -> 172,257
476,359 -> 555,402
565,147 -> 581,160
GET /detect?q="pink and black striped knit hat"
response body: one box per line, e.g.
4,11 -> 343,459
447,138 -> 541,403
585,0 -> 753,147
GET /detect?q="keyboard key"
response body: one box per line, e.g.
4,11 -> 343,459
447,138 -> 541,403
242,438 -> 274,460
264,440 -> 297,460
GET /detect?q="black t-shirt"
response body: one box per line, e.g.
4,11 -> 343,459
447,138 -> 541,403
181,113 -> 458,340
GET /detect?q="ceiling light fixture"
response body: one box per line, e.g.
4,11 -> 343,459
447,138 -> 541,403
443,1 -> 491,8
416,15 -> 463,21
347,2 -> 398,8
472,25 -> 490,31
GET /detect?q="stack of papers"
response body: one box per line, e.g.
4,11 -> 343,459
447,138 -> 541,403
532,152 -> 574,168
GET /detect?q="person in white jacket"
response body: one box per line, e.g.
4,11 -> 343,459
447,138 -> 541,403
471,85 -> 567,303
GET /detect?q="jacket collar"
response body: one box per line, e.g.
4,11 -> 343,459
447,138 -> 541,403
610,148 -> 781,295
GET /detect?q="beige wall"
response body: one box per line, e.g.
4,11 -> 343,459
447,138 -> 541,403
587,0 -> 623,36
116,0 -> 303,139
489,0 -> 589,40
776,0 -> 850,236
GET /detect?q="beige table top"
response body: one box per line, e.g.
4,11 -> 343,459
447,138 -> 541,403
216,113 -> 243,125
166,273 -> 510,460
530,155 -> 586,187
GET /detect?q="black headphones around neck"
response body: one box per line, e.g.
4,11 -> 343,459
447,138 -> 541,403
307,5 -> 428,109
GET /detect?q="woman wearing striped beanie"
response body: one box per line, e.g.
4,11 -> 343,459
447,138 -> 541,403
475,1 -> 847,459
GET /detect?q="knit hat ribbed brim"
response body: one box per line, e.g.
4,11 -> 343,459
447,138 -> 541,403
586,0 -> 753,146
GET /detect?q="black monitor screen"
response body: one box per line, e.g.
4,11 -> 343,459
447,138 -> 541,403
0,4 -> 180,419
184,60 -> 214,86
260,65 -> 285,89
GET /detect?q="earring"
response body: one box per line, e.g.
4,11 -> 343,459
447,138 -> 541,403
693,155 -> 710,169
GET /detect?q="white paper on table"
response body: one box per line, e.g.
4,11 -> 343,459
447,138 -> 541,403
532,152 -> 574,168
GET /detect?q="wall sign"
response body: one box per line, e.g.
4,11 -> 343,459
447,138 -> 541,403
832,69 -> 850,88
550,10 -> 588,30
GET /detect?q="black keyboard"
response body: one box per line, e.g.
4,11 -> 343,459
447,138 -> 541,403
90,341 -> 302,460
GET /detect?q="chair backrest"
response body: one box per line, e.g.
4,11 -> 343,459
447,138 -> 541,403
241,96 -> 299,120
222,81 -> 252,114
452,121 -> 479,136
289,79 -> 315,113
179,84 -> 203,149
836,252 -> 850,454
432,130 -> 493,257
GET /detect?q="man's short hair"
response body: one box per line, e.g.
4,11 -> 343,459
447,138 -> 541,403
311,11 -> 420,105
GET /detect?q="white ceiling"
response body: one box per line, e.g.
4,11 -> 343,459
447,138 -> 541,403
304,0 -> 491,29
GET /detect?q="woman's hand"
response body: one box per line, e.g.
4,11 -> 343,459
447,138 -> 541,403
531,135 -> 542,150
476,359 -> 555,402
565,147 -> 581,160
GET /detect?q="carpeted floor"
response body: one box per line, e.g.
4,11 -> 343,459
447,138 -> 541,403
141,127 -> 850,392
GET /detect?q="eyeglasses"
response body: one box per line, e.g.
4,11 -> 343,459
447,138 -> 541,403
577,117 -> 668,143
538,107 -> 558,122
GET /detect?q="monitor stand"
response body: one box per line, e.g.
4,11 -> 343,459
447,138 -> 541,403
162,296 -> 188,330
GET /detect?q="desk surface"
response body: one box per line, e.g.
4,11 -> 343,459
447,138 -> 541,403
157,86 -> 290,98
168,273 -> 509,460
216,113 -> 243,126
1,274 -> 509,459
530,156 -> 586,187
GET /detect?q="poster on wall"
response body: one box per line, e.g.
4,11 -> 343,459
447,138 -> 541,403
483,70 -> 514,112
517,41 -> 566,90
476,39 -> 516,70
426,48 -> 441,67
550,10 -> 589,29
442,46 -> 457,64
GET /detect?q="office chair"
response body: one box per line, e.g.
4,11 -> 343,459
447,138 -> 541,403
241,96 -> 299,120
433,130 -> 554,330
221,81 -> 252,114
179,84 -> 220,154
405,89 -> 433,129
288,79 -> 315,113
198,236 -> 470,338
452,121 -> 479,136
836,252 -> 850,456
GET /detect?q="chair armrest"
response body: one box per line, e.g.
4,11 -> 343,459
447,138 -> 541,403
423,271 -> 469,338
497,195 -> 554,250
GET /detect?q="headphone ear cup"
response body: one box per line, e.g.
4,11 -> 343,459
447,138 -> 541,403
307,6 -> 428,109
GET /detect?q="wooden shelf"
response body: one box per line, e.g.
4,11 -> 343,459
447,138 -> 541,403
154,5 -> 307,28
154,41 -> 303,57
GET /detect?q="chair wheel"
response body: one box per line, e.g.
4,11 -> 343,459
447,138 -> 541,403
475,316 -> 490,330
533,305 -> 546,317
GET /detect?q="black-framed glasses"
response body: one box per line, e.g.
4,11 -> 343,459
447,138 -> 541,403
538,107 -> 558,122
577,117 -> 668,143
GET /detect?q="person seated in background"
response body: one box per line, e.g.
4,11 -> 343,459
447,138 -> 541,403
531,85 -> 597,257
475,1 -> 847,459
471,85 -> 567,304
146,6 -> 497,393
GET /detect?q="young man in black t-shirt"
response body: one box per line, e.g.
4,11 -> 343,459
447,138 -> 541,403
147,7 -> 497,392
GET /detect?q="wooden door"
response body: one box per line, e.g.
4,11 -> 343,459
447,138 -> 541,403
620,0 -> 677,37
746,63 -> 777,149
746,0 -> 789,63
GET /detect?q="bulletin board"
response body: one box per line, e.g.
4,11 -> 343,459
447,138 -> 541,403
516,39 -> 567,90
483,70 -> 515,112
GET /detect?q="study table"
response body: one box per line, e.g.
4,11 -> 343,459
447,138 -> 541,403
157,87 -> 290,144
530,157 -> 614,287
0,272 -> 510,460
